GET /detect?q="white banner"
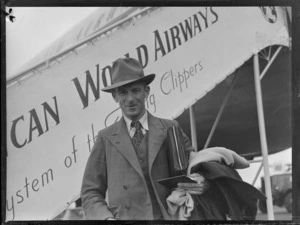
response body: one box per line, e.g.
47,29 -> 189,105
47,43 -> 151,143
6,7 -> 289,221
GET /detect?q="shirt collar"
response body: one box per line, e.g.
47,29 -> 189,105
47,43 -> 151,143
123,110 -> 149,132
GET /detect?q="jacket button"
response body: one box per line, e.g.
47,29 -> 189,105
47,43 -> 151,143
123,185 -> 128,190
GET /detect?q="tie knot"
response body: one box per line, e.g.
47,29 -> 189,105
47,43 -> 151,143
131,121 -> 142,130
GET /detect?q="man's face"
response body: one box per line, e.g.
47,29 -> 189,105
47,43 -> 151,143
113,82 -> 150,121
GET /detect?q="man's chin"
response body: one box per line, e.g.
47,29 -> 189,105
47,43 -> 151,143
124,112 -> 138,120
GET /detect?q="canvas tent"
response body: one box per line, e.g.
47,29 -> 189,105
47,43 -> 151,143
6,7 -> 291,221
177,45 -> 291,158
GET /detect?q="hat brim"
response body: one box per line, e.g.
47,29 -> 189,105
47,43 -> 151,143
101,74 -> 155,92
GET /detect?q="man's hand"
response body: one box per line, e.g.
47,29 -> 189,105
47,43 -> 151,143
177,173 -> 210,195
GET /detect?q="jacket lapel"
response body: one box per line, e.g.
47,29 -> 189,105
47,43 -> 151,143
148,113 -> 168,171
109,118 -> 144,179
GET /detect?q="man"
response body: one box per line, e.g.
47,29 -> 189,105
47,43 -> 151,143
80,58 -> 208,220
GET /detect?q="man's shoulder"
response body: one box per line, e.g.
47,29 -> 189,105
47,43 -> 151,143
98,120 -> 122,136
150,114 -> 178,127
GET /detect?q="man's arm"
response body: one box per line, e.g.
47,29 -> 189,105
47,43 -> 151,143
81,131 -> 115,220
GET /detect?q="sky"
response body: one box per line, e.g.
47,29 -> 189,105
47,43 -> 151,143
6,7 -> 99,79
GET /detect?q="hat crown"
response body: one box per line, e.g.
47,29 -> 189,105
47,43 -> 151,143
111,58 -> 144,84
101,57 -> 155,92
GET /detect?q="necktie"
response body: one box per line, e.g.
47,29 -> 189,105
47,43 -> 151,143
131,121 -> 144,147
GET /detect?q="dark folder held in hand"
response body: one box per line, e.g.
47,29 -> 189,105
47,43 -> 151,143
158,126 -> 190,189
157,175 -> 197,189
166,125 -> 189,176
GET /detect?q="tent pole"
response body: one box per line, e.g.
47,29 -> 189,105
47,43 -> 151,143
260,46 -> 282,80
203,72 -> 238,149
251,162 -> 263,186
253,54 -> 274,220
189,105 -> 198,151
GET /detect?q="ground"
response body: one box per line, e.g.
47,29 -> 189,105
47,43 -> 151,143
256,205 -> 292,221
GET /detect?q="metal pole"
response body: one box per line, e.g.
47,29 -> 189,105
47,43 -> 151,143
249,159 -> 263,163
189,105 -> 198,151
253,54 -> 274,220
260,46 -> 282,80
252,162 -> 263,186
204,72 -> 238,149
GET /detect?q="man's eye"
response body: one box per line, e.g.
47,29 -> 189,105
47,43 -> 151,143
119,90 -> 126,95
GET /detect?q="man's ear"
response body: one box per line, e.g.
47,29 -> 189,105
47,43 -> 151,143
112,92 -> 118,103
145,86 -> 150,98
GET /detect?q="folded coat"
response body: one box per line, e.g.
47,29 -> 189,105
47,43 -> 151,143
167,147 -> 266,220
187,161 -> 266,220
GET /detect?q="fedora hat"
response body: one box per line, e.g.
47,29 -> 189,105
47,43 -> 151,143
101,58 -> 155,92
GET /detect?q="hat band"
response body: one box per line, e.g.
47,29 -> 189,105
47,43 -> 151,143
112,73 -> 144,84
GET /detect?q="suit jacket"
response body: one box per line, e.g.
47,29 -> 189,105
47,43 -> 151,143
81,113 -> 194,220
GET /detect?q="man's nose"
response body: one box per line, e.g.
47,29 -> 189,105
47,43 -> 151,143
126,93 -> 134,101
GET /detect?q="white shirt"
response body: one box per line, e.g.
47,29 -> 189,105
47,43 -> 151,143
123,111 -> 149,137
